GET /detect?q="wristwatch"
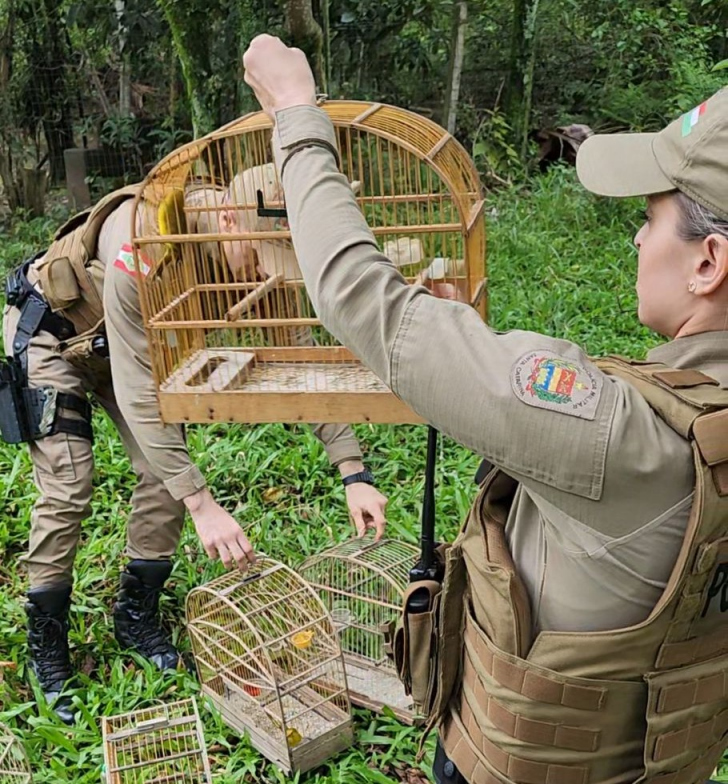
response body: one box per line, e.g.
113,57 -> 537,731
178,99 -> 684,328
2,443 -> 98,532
342,469 -> 375,487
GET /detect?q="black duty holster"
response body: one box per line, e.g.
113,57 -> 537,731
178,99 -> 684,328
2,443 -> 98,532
1,258 -> 93,445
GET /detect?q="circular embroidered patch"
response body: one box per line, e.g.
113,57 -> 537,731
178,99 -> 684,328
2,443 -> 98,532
511,350 -> 602,420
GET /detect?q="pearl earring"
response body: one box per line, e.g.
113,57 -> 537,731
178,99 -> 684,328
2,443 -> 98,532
688,281 -> 697,293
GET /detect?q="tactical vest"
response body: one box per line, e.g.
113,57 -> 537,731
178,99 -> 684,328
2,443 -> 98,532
400,357 -> 728,784
33,184 -> 140,357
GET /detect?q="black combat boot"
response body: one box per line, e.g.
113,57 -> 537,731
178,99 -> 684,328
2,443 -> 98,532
25,584 -> 75,725
113,560 -> 180,671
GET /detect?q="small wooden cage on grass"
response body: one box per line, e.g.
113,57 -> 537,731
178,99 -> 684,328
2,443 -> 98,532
101,698 -> 211,784
0,721 -> 32,784
131,100 -> 487,426
185,558 -> 353,774
298,538 -> 420,723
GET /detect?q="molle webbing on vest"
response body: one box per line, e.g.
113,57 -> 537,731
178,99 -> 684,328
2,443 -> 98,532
438,357 -> 728,784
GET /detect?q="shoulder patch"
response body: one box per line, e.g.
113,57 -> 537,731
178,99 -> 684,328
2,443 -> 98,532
511,351 -> 602,420
113,243 -> 150,278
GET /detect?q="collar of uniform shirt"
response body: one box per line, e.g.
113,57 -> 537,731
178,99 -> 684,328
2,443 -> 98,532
647,330 -> 728,386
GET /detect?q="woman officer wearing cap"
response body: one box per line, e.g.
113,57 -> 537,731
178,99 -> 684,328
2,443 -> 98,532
241,37 -> 728,784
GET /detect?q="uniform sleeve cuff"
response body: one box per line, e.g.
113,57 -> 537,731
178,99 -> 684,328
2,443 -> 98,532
274,105 -> 337,149
273,106 -> 339,177
324,439 -> 364,468
164,465 -> 207,501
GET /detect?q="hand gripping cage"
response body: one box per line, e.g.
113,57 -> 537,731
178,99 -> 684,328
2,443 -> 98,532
298,537 -> 421,724
131,100 -> 487,425
0,722 -> 31,784
101,698 -> 212,784
185,558 -> 353,774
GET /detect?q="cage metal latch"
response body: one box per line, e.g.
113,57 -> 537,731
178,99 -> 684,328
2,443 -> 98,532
256,189 -> 287,219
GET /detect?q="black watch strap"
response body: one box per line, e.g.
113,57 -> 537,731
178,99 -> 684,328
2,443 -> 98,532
342,469 -> 374,487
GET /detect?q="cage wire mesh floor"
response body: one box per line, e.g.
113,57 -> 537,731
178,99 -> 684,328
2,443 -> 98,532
101,698 -> 211,784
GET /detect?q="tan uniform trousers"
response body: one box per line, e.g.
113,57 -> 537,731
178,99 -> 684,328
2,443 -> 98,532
3,305 -> 186,588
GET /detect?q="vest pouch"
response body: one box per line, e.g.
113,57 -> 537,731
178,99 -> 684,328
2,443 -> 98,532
400,580 -> 442,714
57,330 -> 110,378
636,656 -> 728,784
429,543 -> 467,724
37,256 -> 81,312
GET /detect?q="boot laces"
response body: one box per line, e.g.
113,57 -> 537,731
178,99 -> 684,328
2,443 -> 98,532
31,616 -> 71,684
128,590 -> 173,656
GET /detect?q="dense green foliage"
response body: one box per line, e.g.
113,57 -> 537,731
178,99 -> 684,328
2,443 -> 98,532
2,168 -> 712,782
1,0 -> 726,212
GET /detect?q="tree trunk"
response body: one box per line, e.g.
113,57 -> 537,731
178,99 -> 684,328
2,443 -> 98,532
38,0 -> 75,184
0,0 -> 13,91
286,0 -> 325,91
115,0 -> 132,115
443,0 -> 468,135
322,0 -> 332,96
520,0 -> 541,159
505,0 -> 538,155
157,0 -> 216,137
22,168 -> 48,218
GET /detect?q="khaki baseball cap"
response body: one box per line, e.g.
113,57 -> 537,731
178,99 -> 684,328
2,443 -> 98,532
576,87 -> 728,221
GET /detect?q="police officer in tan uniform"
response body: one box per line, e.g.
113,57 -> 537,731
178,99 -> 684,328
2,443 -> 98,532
242,38 -> 728,784
0,175 -> 388,724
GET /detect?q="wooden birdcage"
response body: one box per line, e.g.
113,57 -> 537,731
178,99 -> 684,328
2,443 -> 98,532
0,722 -> 31,783
185,557 -> 353,774
131,100 -> 487,425
101,698 -> 211,784
298,538 -> 421,723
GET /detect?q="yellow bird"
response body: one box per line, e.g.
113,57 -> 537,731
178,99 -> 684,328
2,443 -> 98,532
286,727 -> 303,747
157,188 -> 187,264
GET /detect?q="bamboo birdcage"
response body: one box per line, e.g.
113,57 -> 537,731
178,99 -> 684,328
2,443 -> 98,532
185,558 -> 353,774
131,100 -> 487,425
0,663 -> 31,784
0,722 -> 31,784
298,538 -> 421,723
101,698 -> 211,784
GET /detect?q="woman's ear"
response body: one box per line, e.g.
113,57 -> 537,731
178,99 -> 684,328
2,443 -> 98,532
695,233 -> 728,295
219,208 -> 235,233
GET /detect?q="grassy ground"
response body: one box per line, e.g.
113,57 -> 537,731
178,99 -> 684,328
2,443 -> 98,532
1,167 -> 712,783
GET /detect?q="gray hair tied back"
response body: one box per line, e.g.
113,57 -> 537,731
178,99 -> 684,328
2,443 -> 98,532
675,192 -> 728,242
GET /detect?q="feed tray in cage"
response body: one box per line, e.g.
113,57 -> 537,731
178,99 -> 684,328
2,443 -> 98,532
298,538 -> 421,723
132,100 -> 487,426
185,557 -> 353,774
101,698 -> 211,784
0,722 -> 31,783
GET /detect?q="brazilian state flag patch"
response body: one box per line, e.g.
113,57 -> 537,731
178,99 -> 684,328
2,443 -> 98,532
511,351 -> 602,420
114,244 -> 150,278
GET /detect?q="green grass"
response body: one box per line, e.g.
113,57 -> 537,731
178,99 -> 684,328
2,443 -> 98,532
0,167 -> 704,782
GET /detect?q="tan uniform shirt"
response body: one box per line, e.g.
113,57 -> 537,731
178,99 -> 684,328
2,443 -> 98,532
270,106 -> 727,633
30,199 -> 363,501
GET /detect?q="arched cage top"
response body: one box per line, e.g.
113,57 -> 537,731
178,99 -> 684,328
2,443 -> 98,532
298,537 -> 418,612
185,559 -> 352,773
132,100 -> 487,425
